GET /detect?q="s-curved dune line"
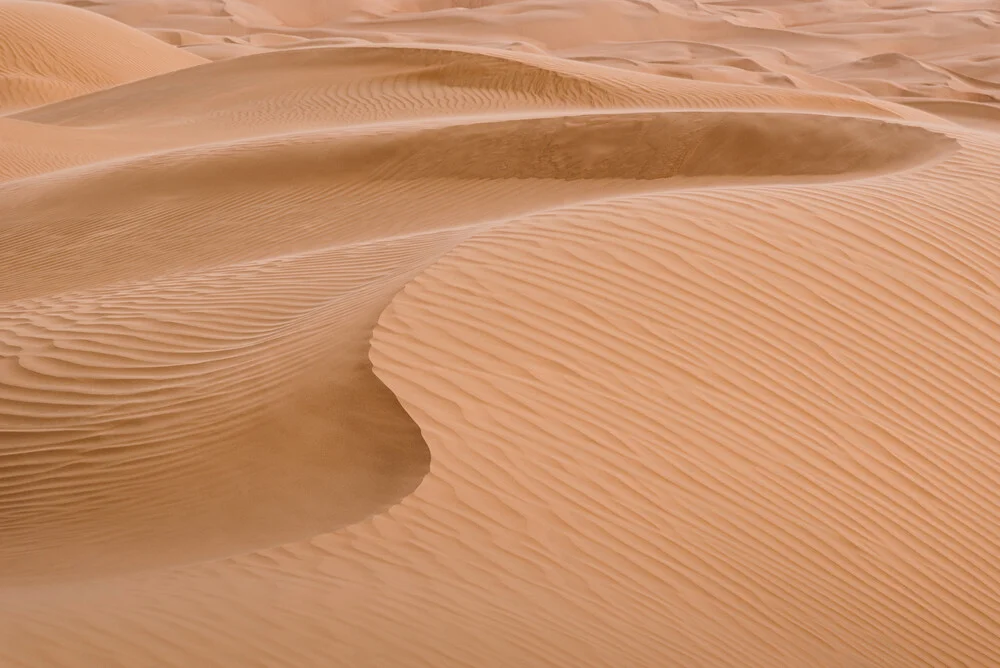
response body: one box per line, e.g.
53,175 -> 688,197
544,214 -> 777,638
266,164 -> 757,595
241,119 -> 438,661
2,0 -> 1000,666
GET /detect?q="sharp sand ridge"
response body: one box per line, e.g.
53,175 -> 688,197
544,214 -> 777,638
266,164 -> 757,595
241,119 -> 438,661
1,0 -> 1000,666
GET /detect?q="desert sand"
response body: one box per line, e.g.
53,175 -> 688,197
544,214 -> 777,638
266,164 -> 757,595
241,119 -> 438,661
2,0 -> 1000,665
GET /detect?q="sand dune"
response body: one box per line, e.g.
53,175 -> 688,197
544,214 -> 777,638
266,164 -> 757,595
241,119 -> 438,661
0,1 -> 205,111
3,0 -> 1000,666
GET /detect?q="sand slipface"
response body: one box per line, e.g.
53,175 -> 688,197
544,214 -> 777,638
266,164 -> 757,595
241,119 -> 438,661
2,0 -> 1000,666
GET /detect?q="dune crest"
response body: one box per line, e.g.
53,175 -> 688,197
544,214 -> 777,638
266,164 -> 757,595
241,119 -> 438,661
3,0 -> 1000,666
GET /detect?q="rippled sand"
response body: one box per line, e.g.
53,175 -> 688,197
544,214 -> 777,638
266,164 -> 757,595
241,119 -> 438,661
2,1 -> 1000,666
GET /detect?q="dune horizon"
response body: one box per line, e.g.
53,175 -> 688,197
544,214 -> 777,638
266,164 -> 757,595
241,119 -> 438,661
3,0 -> 1000,666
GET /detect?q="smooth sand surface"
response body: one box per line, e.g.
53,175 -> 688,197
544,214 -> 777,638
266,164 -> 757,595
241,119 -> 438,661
2,0 -> 1000,666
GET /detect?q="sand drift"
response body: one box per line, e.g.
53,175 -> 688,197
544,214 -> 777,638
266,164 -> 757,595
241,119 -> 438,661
2,1 -> 1000,667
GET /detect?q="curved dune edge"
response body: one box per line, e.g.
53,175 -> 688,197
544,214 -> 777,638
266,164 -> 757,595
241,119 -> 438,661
0,103 -> 951,581
362,123 -> 1000,667
0,235 -> 437,581
2,109 -> 956,198
2,3 -> 1000,664
1,116 -> 996,667
2,42 -> 945,185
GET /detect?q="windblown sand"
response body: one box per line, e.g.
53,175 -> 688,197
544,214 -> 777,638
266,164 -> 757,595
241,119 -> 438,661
2,0 -> 1000,666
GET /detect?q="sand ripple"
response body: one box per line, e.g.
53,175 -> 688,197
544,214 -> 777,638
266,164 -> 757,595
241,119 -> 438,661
2,0 -> 1000,666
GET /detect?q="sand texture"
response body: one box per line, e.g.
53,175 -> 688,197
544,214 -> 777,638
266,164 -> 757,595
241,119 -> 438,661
2,0 -> 1000,666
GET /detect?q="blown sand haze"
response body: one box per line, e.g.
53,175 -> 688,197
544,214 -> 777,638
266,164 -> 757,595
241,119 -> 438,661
2,0 -> 1000,665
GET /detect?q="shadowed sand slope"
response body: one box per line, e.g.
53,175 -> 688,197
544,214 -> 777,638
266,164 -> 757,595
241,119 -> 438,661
3,0 -> 1000,666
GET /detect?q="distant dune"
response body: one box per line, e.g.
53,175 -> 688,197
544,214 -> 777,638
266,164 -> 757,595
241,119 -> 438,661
2,1 -> 1000,666
0,1 -> 205,111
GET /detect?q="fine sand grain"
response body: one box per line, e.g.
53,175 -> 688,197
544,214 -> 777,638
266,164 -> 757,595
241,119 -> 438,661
2,0 -> 1000,666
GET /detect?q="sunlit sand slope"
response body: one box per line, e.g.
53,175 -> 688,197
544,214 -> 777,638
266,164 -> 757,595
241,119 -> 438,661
0,1 -> 205,112
2,1 -> 1000,667
364,128 -> 1000,666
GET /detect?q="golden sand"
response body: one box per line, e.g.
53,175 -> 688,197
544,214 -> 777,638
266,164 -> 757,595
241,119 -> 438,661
2,1 -> 1000,665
